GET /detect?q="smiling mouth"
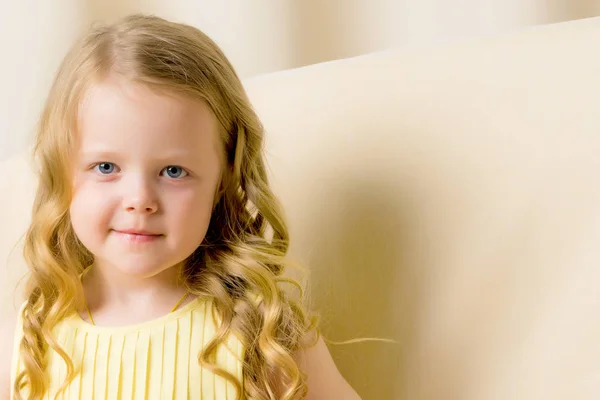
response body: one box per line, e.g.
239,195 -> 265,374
112,230 -> 163,243
114,230 -> 162,236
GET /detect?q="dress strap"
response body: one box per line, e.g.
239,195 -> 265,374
170,292 -> 190,312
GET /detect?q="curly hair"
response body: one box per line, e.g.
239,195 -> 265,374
14,14 -> 319,400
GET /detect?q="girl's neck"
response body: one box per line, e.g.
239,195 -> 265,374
80,261 -> 192,326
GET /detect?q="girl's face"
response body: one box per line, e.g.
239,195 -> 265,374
70,76 -> 223,278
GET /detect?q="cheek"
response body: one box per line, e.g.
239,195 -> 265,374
69,184 -> 115,239
168,188 -> 214,239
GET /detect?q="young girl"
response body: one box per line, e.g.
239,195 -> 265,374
0,14 -> 362,400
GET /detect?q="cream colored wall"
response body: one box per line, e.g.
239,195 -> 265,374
0,0 -> 91,162
243,17 -> 600,398
1,1 -> 596,162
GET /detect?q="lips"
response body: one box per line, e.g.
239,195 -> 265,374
112,229 -> 163,244
114,229 -> 162,236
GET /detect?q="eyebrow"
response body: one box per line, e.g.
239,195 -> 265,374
154,150 -> 200,161
78,150 -> 200,163
78,150 -> 121,161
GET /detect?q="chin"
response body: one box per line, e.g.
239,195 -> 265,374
100,255 -> 180,279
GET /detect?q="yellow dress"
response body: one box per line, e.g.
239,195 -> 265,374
10,298 -> 244,399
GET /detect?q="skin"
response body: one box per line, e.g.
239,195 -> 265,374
1,77 -> 362,399
71,76 -> 223,326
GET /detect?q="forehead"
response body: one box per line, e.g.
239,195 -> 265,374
77,77 -> 221,159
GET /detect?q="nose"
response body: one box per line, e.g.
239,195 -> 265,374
121,177 -> 159,214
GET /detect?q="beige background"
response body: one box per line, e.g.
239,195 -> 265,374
1,1 -> 599,162
243,17 -> 600,398
3,3 -> 600,400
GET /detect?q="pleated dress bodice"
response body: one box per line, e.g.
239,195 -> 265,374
10,298 -> 244,399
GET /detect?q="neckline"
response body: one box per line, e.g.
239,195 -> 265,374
66,296 -> 205,334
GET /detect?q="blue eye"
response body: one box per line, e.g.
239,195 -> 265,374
94,162 -> 116,174
162,166 -> 188,179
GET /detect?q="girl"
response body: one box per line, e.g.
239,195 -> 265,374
0,14 -> 362,400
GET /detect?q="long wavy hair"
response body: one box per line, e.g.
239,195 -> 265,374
14,14 -> 318,400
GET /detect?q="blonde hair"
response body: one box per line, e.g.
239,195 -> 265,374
15,14 -> 318,400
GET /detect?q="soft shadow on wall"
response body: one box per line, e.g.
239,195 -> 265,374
303,175 -> 423,400
287,0 -> 398,69
287,0 -> 600,71
546,0 -> 600,21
